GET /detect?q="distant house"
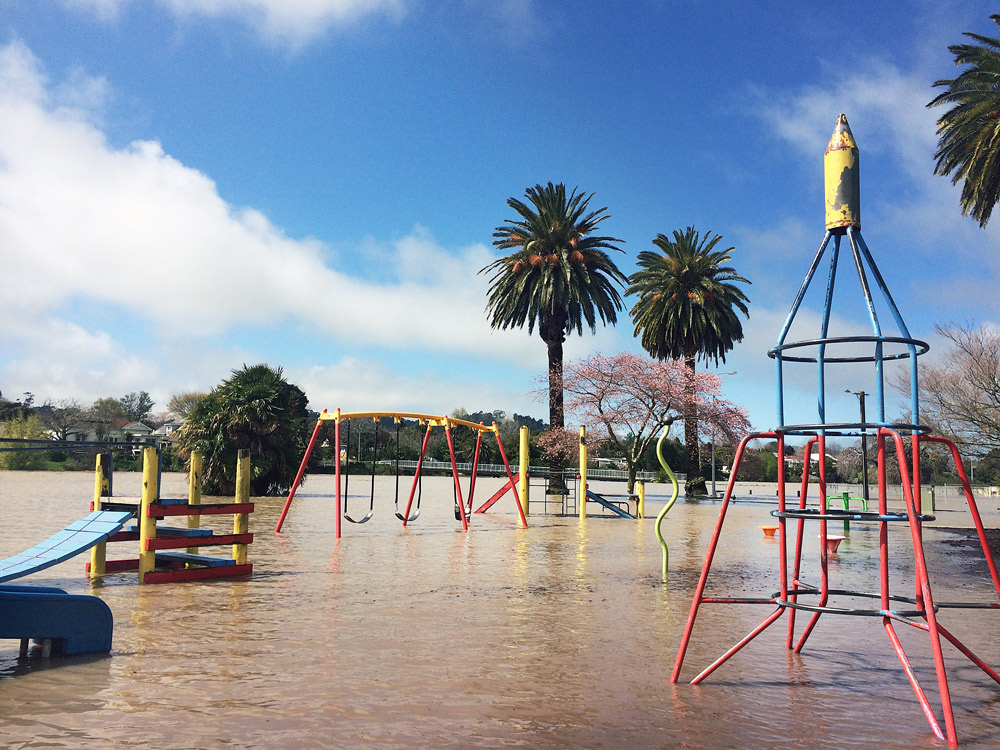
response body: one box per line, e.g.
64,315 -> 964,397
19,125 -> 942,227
151,417 -> 185,443
591,456 -> 627,470
53,419 -> 157,444
107,421 -> 154,443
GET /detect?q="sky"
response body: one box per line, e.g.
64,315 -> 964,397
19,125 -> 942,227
0,0 -> 998,437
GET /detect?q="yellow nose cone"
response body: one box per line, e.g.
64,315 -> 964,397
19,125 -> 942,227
824,114 -> 860,232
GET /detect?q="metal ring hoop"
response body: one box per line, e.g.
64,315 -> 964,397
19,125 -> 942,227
767,335 -> 929,364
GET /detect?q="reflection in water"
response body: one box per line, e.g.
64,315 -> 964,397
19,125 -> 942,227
0,471 -> 998,748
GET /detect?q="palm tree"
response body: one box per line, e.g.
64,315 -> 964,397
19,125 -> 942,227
928,14 -> 1000,228
481,182 -> 627,488
627,227 -> 750,495
178,364 -> 314,495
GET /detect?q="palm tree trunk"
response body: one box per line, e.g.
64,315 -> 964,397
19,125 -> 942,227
683,353 -> 706,496
544,319 -> 566,493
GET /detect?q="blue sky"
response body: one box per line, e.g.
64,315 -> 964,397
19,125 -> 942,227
0,0 -> 997,436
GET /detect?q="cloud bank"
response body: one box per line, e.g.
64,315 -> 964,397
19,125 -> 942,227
0,41 -> 534,409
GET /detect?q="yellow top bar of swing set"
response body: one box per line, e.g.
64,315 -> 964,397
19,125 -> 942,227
316,410 -> 500,434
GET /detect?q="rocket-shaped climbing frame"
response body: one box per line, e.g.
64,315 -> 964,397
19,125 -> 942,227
670,115 -> 1000,749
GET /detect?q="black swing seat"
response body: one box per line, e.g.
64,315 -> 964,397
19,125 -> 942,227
344,508 -> 375,524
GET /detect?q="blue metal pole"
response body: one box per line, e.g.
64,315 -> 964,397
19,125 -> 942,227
816,234 -> 842,425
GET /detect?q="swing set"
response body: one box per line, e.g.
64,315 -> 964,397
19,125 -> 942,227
274,410 -> 527,537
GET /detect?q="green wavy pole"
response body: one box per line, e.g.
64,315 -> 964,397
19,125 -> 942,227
654,422 -> 680,581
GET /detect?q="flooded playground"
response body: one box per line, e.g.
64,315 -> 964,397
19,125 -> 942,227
3,470 -> 1000,749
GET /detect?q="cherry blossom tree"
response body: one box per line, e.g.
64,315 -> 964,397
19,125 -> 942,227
561,352 -> 750,491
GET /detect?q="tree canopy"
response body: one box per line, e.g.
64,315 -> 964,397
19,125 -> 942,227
119,391 -> 154,422
628,227 -> 750,364
898,322 -> 1000,455
928,14 -> 1000,228
176,364 -> 314,495
561,352 -> 750,491
0,414 -> 48,470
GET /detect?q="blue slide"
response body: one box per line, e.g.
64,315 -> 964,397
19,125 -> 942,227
585,490 -> 636,519
0,510 -> 132,656
0,584 -> 115,655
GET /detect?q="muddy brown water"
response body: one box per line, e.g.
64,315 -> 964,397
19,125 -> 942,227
2,471 -> 1000,749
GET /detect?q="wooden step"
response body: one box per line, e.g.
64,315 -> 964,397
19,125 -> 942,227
128,524 -> 213,538
147,502 -> 254,518
146,533 -> 252,551
154,552 -> 236,568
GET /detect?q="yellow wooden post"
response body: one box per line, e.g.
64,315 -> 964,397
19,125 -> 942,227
186,451 -> 203,555
637,481 -> 645,519
89,453 -> 111,578
518,425 -> 529,517
579,425 -> 587,520
138,447 -> 159,584
233,449 -> 250,565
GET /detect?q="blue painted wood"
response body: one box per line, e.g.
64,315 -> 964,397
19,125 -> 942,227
0,510 -> 134,583
156,497 -> 189,506
0,586 -> 114,654
155,552 -> 236,568
127,524 -> 213,538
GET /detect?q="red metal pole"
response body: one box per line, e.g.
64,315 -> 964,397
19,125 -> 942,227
886,428 -> 958,748
335,413 -> 342,539
402,423 -> 433,526
787,435 -> 817,649
925,435 -> 1000,599
275,410 -> 326,533
671,432 -> 775,683
795,433 -> 829,653
444,424 -> 469,531
935,622 -> 1000,685
883,618 -> 946,742
776,432 -> 788,601
690,607 -> 785,684
467,427 -> 483,513
878,432 -> 890,611
493,424 -> 527,528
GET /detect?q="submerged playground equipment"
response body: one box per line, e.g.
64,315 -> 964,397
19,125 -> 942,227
0,511 -> 131,656
671,115 -> 1000,748
0,444 -> 257,658
90,446 -> 254,584
0,439 -> 135,655
276,410 -> 527,536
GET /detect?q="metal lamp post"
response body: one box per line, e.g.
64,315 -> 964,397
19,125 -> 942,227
845,389 -> 870,509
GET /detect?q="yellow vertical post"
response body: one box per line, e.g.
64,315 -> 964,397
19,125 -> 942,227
518,425 -> 529,517
579,425 -> 587,520
233,449 -> 250,565
89,453 -> 111,578
138,447 -> 159,584
186,451 -> 203,555
637,481 -> 645,519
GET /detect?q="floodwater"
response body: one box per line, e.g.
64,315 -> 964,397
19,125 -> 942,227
2,470 -> 1000,749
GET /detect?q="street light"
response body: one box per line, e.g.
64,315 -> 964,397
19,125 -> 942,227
845,389 -> 870,509
711,372 -> 738,498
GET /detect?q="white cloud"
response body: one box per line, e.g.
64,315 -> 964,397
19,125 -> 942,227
62,0 -> 407,47
60,0 -> 128,21
288,356 -> 537,416
0,42 -> 519,352
756,60 -> 936,162
0,41 -> 543,409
